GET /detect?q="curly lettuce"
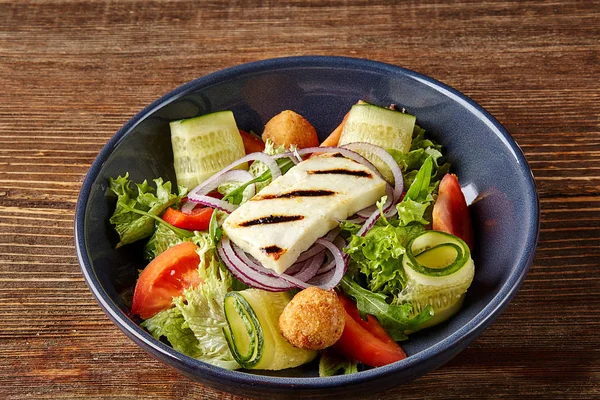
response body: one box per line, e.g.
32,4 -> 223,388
108,174 -> 186,248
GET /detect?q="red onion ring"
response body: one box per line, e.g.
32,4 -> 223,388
217,237 -> 294,291
356,206 -> 381,237
218,236 -> 346,292
284,146 -> 387,182
341,142 -> 404,203
183,170 -> 256,213
183,152 -> 281,213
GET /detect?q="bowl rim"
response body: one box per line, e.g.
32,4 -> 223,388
74,55 -> 540,391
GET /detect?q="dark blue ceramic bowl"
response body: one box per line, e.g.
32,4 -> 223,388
75,56 -> 539,398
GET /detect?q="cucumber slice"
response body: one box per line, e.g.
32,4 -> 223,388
399,231 -> 474,330
223,289 -> 317,370
338,103 -> 416,182
170,111 -> 246,189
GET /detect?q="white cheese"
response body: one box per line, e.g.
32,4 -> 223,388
222,154 -> 387,274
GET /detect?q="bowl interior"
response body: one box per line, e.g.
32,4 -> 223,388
77,57 -> 538,393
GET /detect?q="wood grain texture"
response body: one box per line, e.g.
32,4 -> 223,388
0,0 -> 598,399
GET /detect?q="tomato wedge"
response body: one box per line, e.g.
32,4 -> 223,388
239,129 -> 265,154
432,173 -> 474,251
162,206 -> 213,231
334,293 -> 406,367
131,241 -> 202,319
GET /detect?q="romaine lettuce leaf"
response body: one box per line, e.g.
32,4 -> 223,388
108,173 -> 186,248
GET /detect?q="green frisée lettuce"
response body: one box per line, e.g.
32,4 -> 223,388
108,173 -> 187,248
144,223 -> 186,260
342,157 -> 438,300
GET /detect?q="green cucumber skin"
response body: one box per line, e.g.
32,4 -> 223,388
399,230 -> 475,330
170,110 -> 246,189
339,103 -> 416,153
223,292 -> 263,369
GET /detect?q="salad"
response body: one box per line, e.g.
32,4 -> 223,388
107,101 -> 475,375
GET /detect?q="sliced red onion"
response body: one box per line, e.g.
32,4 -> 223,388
218,236 -> 346,292
272,151 -> 302,164
183,152 -> 280,212
356,184 -> 395,218
356,207 -> 381,237
341,142 -> 404,203
304,239 -> 347,290
288,252 -> 325,282
183,169 -> 256,214
295,227 -> 340,263
291,146 -> 387,181
217,237 -> 294,291
187,194 -> 237,213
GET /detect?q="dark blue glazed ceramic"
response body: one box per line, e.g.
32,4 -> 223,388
75,56 -> 539,399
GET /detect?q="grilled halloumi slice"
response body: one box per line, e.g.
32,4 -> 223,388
222,154 -> 387,274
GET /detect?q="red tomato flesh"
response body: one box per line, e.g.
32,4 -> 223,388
334,293 -> 406,367
239,129 -> 265,154
131,241 -> 202,319
432,173 -> 474,251
162,206 -> 213,231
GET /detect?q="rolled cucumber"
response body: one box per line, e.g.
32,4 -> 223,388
170,111 -> 246,189
223,289 -> 317,370
398,230 -> 474,330
338,103 -> 416,182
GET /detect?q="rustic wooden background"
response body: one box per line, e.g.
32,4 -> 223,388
1,0 -> 599,399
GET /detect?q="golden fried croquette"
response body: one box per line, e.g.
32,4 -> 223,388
262,110 -> 320,149
279,287 -> 345,351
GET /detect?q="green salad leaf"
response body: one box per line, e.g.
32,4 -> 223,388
319,350 -> 359,377
144,223 -> 186,261
108,174 -> 186,248
339,276 -> 433,341
221,140 -> 296,205
143,240 -> 239,370
141,307 -> 201,358
174,253 -> 239,370
388,125 -> 450,189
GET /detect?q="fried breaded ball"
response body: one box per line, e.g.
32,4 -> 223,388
279,287 -> 345,351
262,110 -> 320,149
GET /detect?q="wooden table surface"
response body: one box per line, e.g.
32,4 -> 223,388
1,1 -> 599,399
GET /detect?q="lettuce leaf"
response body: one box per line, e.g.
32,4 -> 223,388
344,222 -> 425,296
144,223 -> 186,260
172,251 -> 240,370
388,125 -> 450,189
319,350 -> 359,377
339,276 -> 433,341
108,174 -> 186,248
141,307 -> 201,358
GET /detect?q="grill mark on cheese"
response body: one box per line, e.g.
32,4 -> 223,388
307,168 -> 372,178
261,245 -> 286,260
238,215 -> 305,227
253,189 -> 337,201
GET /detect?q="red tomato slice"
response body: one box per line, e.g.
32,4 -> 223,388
433,173 -> 474,251
239,129 -> 266,154
334,293 -> 406,367
162,206 -> 213,231
337,293 -> 402,349
131,241 -> 202,319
